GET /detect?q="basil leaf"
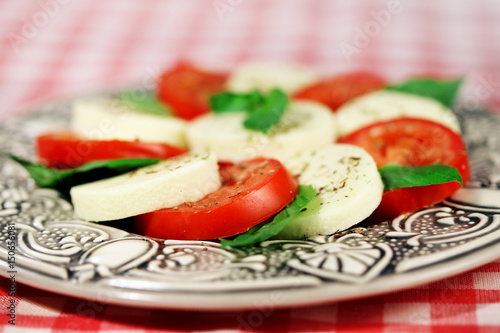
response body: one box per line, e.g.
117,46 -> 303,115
210,89 -> 289,134
220,185 -> 316,248
243,89 -> 288,134
7,154 -> 159,193
379,164 -> 463,190
210,90 -> 264,113
119,91 -> 171,116
386,78 -> 462,108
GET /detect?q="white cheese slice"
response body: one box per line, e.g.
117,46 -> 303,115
70,152 -> 220,221
277,144 -> 384,239
226,62 -> 319,94
186,101 -> 336,164
70,98 -> 187,147
336,90 -> 461,137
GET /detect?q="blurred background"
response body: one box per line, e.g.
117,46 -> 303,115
0,0 -> 499,121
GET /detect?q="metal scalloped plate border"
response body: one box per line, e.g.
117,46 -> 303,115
0,95 -> 499,311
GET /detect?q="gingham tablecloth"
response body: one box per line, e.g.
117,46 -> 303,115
1,0 -> 500,332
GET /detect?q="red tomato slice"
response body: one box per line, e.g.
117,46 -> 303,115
36,131 -> 187,169
293,71 -> 386,111
338,118 -> 470,223
157,62 -> 227,120
134,158 -> 299,240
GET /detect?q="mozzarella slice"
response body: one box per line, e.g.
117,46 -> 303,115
226,62 -> 319,94
336,90 -> 461,137
70,98 -> 187,147
70,152 -> 220,221
186,101 -> 336,164
277,144 -> 383,239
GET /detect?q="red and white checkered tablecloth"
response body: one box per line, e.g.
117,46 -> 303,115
1,0 -> 500,332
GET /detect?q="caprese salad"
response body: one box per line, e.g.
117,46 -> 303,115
8,62 -> 469,247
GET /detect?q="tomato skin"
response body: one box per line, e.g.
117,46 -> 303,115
338,118 -> 470,223
370,183 -> 463,223
36,131 -> 187,169
134,158 -> 299,240
293,71 -> 386,111
157,62 -> 227,120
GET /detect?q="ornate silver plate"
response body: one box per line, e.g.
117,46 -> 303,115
1,97 -> 500,311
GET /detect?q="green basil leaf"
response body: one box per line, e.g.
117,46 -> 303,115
6,154 -> 159,193
379,164 -> 463,190
243,89 -> 288,134
210,89 -> 289,134
220,185 -> 316,248
385,78 -> 462,108
210,90 -> 264,113
8,155 -> 69,188
119,91 -> 171,116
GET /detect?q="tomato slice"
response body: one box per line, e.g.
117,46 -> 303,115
134,158 -> 299,240
36,131 -> 187,169
338,118 -> 470,223
293,71 -> 386,111
157,62 -> 227,120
